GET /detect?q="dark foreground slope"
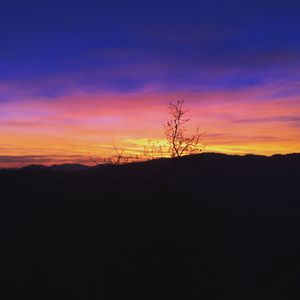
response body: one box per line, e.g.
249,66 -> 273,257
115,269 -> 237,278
1,153 -> 300,298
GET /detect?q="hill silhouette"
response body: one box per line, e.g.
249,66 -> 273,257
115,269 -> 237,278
1,153 -> 300,298
21,163 -> 91,172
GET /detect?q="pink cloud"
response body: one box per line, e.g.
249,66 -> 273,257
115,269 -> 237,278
1,83 -> 300,167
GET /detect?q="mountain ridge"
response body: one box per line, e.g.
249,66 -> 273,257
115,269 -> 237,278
1,152 -> 300,172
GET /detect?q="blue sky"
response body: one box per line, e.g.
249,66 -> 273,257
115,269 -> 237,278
1,0 -> 300,95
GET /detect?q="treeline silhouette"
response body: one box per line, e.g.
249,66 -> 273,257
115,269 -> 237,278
1,153 -> 300,298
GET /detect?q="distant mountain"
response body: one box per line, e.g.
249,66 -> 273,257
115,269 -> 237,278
21,164 -> 50,171
50,164 -> 91,172
22,163 -> 91,172
3,152 -> 300,173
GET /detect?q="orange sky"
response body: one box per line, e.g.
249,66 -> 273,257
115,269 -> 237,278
1,84 -> 300,168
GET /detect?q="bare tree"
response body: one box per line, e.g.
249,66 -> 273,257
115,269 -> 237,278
102,138 -> 140,165
164,99 -> 205,158
112,138 -> 126,164
143,139 -> 166,160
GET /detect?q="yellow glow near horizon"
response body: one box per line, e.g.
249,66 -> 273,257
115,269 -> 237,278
1,89 -> 299,167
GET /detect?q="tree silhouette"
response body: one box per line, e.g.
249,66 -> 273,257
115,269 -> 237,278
143,139 -> 165,160
164,99 -> 205,158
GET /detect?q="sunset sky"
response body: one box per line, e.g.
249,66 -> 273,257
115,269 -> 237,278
1,0 -> 300,167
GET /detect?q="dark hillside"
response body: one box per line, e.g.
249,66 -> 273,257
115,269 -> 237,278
1,153 -> 300,298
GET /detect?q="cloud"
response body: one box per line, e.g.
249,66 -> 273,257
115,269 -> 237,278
0,154 -> 96,168
234,116 -> 300,124
0,155 -> 58,163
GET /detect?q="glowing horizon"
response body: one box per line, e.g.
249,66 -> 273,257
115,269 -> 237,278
1,84 -> 299,168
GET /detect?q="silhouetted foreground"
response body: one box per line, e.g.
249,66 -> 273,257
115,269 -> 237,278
1,153 -> 300,298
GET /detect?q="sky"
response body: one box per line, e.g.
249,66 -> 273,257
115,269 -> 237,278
1,0 -> 300,167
